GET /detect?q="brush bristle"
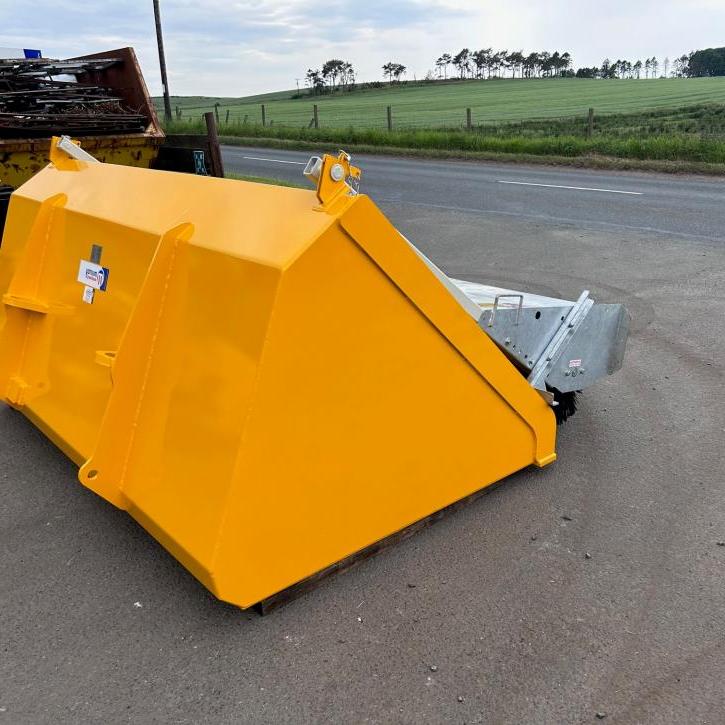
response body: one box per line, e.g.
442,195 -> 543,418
549,387 -> 579,425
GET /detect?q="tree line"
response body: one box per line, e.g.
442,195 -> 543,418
574,50 -> 725,78
304,60 -> 355,95
686,48 -> 725,77
302,46 -> 725,95
577,56 -> 679,79
434,50 -> 572,79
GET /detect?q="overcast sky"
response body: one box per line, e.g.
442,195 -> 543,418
2,0 -> 724,96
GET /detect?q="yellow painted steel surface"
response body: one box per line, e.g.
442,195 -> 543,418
0,144 -> 556,608
0,135 -> 162,189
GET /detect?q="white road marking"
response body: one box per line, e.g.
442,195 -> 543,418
498,180 -> 643,195
242,155 -> 306,165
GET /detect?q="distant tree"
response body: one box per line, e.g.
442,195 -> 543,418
575,66 -> 599,78
507,50 -> 524,78
633,60 -> 643,78
663,56 -> 670,77
484,48 -> 494,78
471,49 -> 487,78
650,57 -> 659,77
600,58 -> 615,79
524,52 -> 539,78
493,50 -> 508,77
345,62 -> 356,88
495,50 -> 508,77
549,50 -> 561,76
684,51 -> 696,76
382,62 -> 406,84
321,59 -> 346,90
560,52 -> 572,76
453,48 -> 471,78
687,47 -> 725,76
436,53 -> 452,79
673,53 -> 691,77
539,51 -> 552,77
644,58 -> 651,78
305,68 -> 325,94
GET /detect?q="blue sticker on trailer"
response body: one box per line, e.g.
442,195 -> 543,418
77,260 -> 110,291
23,49 -> 42,58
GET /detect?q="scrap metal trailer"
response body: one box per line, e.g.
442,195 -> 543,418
0,140 -> 628,611
0,47 -> 163,191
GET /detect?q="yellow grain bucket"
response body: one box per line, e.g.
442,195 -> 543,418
0,138 -> 556,609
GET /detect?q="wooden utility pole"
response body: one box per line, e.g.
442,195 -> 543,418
153,0 -> 173,124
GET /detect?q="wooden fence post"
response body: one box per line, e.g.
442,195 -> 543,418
466,107 -> 472,130
204,111 -> 225,178
587,108 -> 594,139
313,104 -> 319,129
225,109 -> 230,124
387,105 -> 393,131
214,102 -> 220,124
261,104 -> 266,127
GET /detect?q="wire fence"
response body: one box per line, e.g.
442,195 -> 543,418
163,101 -> 725,140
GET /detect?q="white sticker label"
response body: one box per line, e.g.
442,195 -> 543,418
82,285 -> 95,304
77,260 -> 109,291
568,359 -> 582,368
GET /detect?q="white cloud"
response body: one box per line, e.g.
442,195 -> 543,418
1,0 -> 723,95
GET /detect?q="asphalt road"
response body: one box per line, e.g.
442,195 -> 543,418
2,152 -> 724,724
223,145 -> 725,243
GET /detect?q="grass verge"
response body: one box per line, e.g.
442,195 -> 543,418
218,135 -> 725,175
208,124 -> 725,162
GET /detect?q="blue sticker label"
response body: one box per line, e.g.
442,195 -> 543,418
78,260 -> 110,291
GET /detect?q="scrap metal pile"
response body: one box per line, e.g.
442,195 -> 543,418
0,56 -> 147,137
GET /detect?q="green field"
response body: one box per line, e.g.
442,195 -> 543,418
159,77 -> 725,130
159,78 -> 725,169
